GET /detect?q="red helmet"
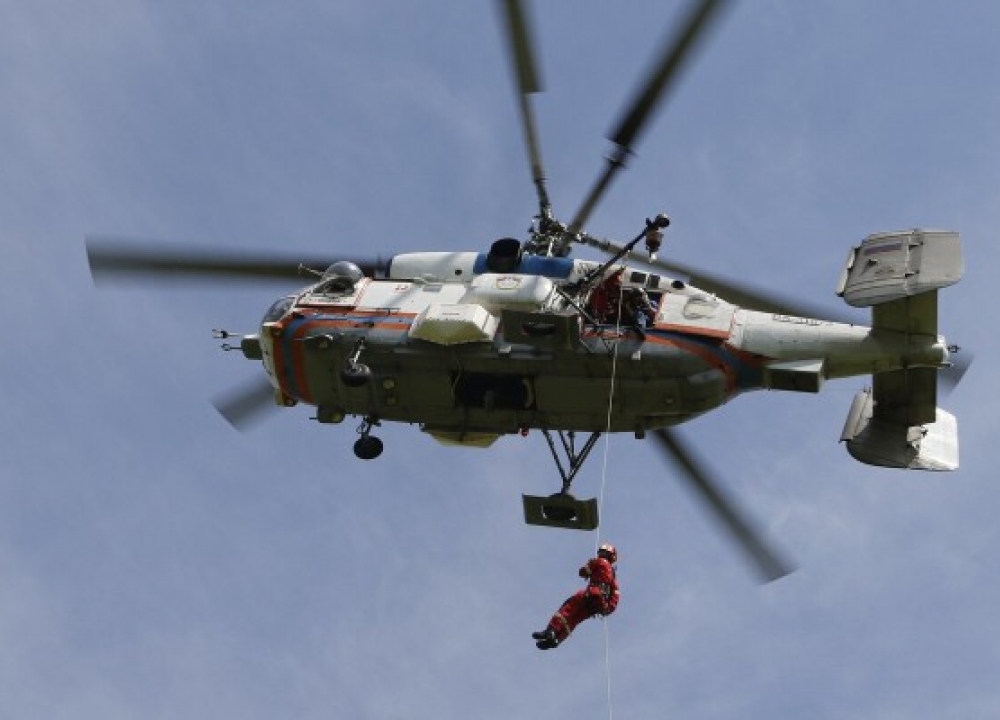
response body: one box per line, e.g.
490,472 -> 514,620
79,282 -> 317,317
598,543 -> 617,564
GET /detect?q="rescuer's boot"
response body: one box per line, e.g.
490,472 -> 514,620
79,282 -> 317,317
532,628 -> 559,649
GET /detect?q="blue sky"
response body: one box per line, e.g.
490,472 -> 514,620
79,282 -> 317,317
2,1 -> 998,718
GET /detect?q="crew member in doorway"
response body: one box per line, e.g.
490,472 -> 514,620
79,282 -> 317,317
622,286 -> 658,328
586,269 -> 624,324
532,543 -> 620,650
587,270 -> 657,328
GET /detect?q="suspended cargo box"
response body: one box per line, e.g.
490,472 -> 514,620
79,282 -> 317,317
522,493 -> 599,531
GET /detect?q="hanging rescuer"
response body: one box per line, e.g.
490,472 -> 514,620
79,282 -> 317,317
533,544 -> 620,650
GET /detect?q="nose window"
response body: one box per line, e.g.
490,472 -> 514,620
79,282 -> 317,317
263,296 -> 294,322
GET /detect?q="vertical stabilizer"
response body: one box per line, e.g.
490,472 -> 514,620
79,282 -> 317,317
837,230 -> 962,471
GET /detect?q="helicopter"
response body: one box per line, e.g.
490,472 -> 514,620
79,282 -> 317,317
86,0 -> 966,583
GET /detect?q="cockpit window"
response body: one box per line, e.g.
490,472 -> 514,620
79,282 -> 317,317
263,296 -> 294,323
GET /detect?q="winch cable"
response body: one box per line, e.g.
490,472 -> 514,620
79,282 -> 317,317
593,276 -> 627,720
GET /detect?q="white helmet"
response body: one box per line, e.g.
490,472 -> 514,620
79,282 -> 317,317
598,543 -> 617,564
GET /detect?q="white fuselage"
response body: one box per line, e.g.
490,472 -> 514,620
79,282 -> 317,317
247,254 -> 951,445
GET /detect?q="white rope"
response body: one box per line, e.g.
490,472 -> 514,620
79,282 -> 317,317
601,618 -> 614,720
595,274 -> 624,551
593,275 -> 626,720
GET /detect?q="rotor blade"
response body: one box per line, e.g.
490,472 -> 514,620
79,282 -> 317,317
212,376 -> 279,431
650,428 -> 795,583
569,0 -> 732,234
496,0 -> 552,217
611,0 -> 730,153
647,255 -> 860,324
87,237 -> 386,285
940,347 -> 973,394
580,234 -> 862,323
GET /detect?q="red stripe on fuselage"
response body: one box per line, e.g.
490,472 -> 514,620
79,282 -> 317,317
289,320 -> 314,405
655,323 -> 729,339
641,332 -> 739,394
268,324 -> 293,400
579,326 -> 738,390
269,310 -> 416,404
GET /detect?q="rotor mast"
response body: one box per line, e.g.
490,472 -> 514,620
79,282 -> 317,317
500,0 -> 733,260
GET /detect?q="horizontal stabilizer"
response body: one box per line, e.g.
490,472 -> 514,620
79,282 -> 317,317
763,358 -> 825,393
837,230 -> 962,307
841,387 -> 958,471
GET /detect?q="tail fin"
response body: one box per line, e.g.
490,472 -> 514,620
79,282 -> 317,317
837,230 -> 963,471
840,381 -> 958,471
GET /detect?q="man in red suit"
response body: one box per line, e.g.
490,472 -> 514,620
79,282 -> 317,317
533,543 -> 620,650
586,269 -> 624,324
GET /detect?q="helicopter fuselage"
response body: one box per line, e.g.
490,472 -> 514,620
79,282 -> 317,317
244,252 -> 949,447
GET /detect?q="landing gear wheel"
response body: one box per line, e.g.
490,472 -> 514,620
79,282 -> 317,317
353,434 -> 384,460
341,362 -> 372,387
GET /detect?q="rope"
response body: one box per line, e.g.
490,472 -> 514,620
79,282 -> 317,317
593,275 -> 626,720
595,273 -> 625,550
601,619 -> 614,720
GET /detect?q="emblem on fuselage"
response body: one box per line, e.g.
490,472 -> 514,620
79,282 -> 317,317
494,275 -> 524,290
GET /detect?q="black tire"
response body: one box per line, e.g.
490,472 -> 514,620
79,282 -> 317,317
353,435 -> 384,460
